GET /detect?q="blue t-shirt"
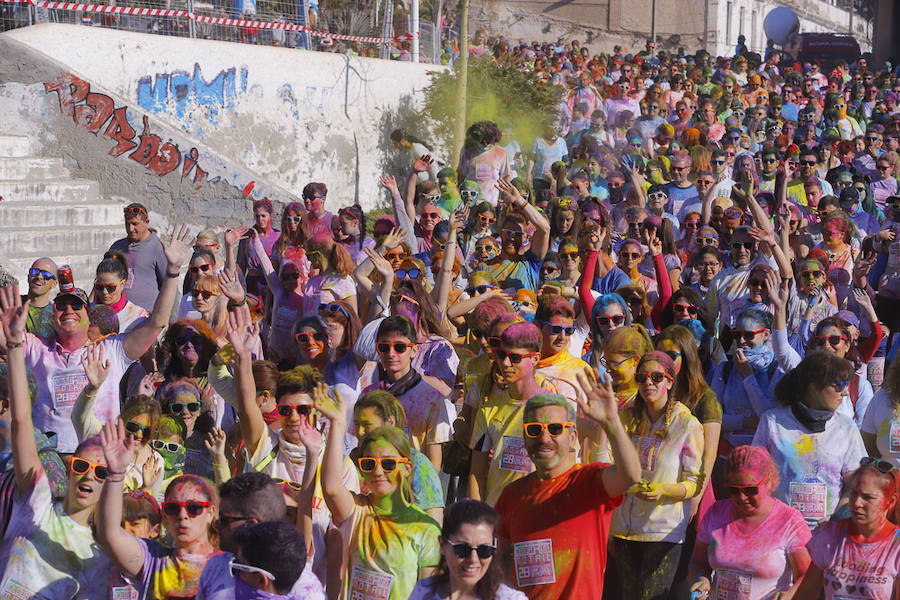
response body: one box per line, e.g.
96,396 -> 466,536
664,183 -> 699,217
590,265 -> 632,295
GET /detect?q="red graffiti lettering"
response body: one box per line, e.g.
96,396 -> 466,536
150,141 -> 181,176
44,74 -> 89,118
104,107 -> 137,156
47,72 -> 208,188
74,92 -> 115,133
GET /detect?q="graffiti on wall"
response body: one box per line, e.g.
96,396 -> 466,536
44,73 -> 209,187
137,64 -> 249,125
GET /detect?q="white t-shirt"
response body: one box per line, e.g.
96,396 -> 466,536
196,552 -> 325,600
0,468 -> 111,598
752,406 -> 866,528
861,389 -> 900,467
409,577 -> 527,600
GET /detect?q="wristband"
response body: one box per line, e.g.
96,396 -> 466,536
165,270 -> 180,278
6,338 -> 24,350
228,297 -> 247,308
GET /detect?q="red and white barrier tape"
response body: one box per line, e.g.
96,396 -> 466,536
0,0 -> 416,44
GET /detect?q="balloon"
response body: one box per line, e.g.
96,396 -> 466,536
763,6 -> 800,47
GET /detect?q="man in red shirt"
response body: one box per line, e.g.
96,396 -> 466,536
495,370 -> 640,600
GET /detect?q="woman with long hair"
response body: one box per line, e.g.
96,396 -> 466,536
333,205 -> 375,264
410,500 -> 526,600
317,387 -> 441,600
548,196 -> 581,253
303,235 -> 357,317
189,275 -> 229,341
93,251 -> 148,332
98,421 -> 219,599
271,201 -> 312,274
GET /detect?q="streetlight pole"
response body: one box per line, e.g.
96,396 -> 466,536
650,0 -> 656,45
452,0 -> 469,162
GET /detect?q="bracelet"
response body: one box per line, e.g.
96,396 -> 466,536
6,338 -> 24,350
165,270 -> 180,278
228,297 -> 247,308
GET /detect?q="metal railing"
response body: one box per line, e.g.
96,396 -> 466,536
0,0 -> 445,62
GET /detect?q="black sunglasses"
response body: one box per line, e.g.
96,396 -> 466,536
450,541 -> 497,559
540,320 -> 575,335
125,420 -> 152,439
277,404 -> 312,418
54,299 -> 85,311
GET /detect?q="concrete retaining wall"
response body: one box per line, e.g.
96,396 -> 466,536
2,24 -> 444,218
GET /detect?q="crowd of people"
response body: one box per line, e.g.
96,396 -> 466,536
2,32 -> 900,600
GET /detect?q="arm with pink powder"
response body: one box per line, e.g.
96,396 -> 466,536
647,232 -> 671,330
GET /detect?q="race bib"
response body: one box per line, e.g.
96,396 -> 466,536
51,371 -> 89,412
715,569 -> 752,600
348,566 -> 392,600
0,579 -> 37,600
890,421 -> 900,454
789,481 -> 827,522
514,538 -> 557,587
499,436 -> 531,473
634,435 -> 663,471
273,307 -> 298,332
112,586 -> 138,600
475,162 -> 493,181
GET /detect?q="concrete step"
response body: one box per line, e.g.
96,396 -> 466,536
0,224 -> 122,256
3,251 -> 110,290
0,202 -> 124,228
0,135 -> 32,158
0,157 -> 69,180
0,179 -> 101,203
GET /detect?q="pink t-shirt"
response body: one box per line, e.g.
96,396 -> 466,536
808,520 -> 900,600
698,498 -> 810,599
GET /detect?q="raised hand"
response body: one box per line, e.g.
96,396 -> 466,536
496,177 -> 524,206
312,382 -> 345,425
764,270 -> 784,310
643,228 -> 662,256
224,225 -> 249,247
575,367 -> 619,425
747,225 -> 775,247
380,226 -> 407,250
81,343 -> 111,390
412,155 -> 434,173
100,419 -> 135,476
379,175 -> 400,196
225,305 -> 259,357
141,451 -> 162,487
0,285 -> 30,348
297,410 -> 324,455
163,224 -> 193,270
852,287 -> 877,321
217,270 -> 246,303
448,206 -> 469,231
364,247 -> 394,279
137,372 -> 164,397
203,427 -> 228,465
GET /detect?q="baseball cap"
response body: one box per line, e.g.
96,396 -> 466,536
835,310 -> 860,329
55,288 -> 89,305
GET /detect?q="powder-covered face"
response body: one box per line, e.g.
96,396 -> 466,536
524,404 -> 574,473
849,471 -> 897,528
163,481 -> 215,547
358,439 -> 409,499
724,468 -> 772,518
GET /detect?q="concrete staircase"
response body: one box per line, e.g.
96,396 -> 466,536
0,134 -> 125,290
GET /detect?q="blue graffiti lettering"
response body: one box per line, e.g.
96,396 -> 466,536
136,63 -> 248,126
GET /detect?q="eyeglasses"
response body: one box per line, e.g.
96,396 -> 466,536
830,380 -> 850,393
697,179 -> 715,186
502,229 -> 526,239
762,158 -> 778,164
540,321 -> 575,335
376,341 -> 415,354
54,298 -> 85,312
620,252 -> 642,260
541,267 -> 561,276
595,314 -> 626,327
449,541 -> 497,559
28,268 -> 55,280
730,241 -> 754,250
385,250 -> 408,261
124,205 -> 148,218
125,420 -> 152,439
800,159 -> 817,166
466,284 -> 495,296
169,401 -> 201,414
271,477 -> 304,491
635,371 -> 672,384
276,404 -> 312,418
479,215 -> 496,224
68,457 -> 109,482
558,251 -> 579,261
673,303 -> 698,316
725,482 -> 761,497
295,332 -> 325,344
800,270 -> 824,279
229,558 -> 276,582
319,303 -> 350,320
877,164 -> 892,170
396,268 -> 421,280
151,440 -> 183,453
648,192 -> 668,201
812,334 -> 848,347
697,236 -> 718,246
280,272 -> 301,280
286,215 -> 303,225
523,421 -> 574,438
494,349 -> 539,364
711,159 -> 726,166
162,500 -> 213,517
731,329 -> 767,342
189,264 -> 213,274
175,334 -> 203,347
419,194 -> 441,204
94,281 -> 123,293
421,211 -> 441,220
860,457 -> 900,483
192,290 -> 218,300
357,456 -> 409,472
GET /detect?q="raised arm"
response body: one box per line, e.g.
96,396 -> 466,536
123,224 -> 192,361
226,307 -> 267,457
73,343 -> 110,442
498,177 -> 551,259
852,287 -> 882,364
434,208 -> 466,313
313,384 -> 355,524
0,287 -> 40,493
223,226 -> 249,276
646,230 -> 671,330
575,367 -> 641,497
248,228 -> 281,290
355,247 -> 395,321
98,419 -> 145,578
578,229 -> 605,319
292,408 -> 324,559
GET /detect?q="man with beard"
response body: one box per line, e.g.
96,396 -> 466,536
487,178 -> 551,292
664,152 -> 698,217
